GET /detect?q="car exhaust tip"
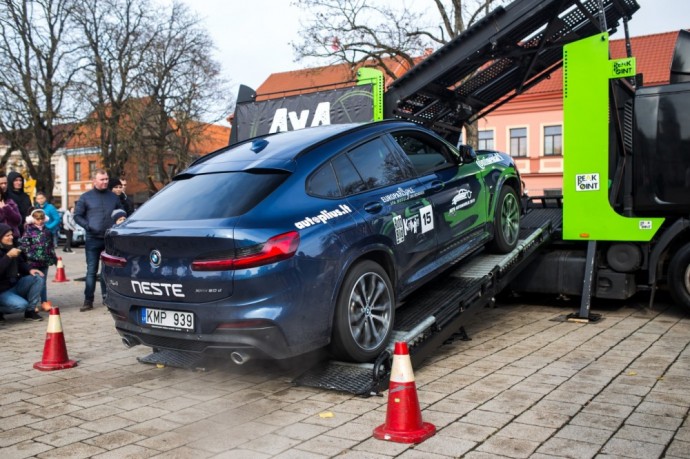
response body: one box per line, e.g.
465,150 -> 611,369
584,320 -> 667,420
231,351 -> 250,365
121,335 -> 139,348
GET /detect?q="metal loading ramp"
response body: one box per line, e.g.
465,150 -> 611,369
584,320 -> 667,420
293,207 -> 560,395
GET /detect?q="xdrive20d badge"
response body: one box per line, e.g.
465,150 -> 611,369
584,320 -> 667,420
102,120 -> 521,363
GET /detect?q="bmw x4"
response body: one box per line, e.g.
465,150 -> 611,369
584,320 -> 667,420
102,120 -> 521,363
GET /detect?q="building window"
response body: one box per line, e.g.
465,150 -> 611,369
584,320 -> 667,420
510,127 -> 527,157
74,162 -> 81,181
478,130 -> 494,150
88,161 -> 97,179
544,125 -> 562,156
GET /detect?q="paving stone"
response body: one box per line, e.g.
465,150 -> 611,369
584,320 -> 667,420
665,440 -> 690,458
441,421 -> 496,442
0,426 -> 42,447
84,430 -> 147,450
295,434 -> 360,456
614,424 -> 674,445
239,433 -> 304,455
91,443 -> 159,458
601,437 -> 665,457
461,410 -> 514,429
495,422 -> 555,442
35,441 -> 106,458
1,440 -> 53,459
625,412 -> 684,431
514,410 -> 571,429
536,437 -> 602,459
555,424 -> 613,445
414,434 -> 477,457
569,412 -> 625,431
476,435 -> 540,458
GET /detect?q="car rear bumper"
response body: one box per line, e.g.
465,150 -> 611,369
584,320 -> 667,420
111,314 -> 296,359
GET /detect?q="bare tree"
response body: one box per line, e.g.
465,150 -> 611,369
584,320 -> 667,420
0,0 -> 83,199
291,0 -> 508,146
137,0 -> 229,192
72,0 -> 155,178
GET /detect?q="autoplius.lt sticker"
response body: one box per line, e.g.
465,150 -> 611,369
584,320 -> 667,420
294,204 -> 352,229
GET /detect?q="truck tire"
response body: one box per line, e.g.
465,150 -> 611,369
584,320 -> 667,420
489,185 -> 520,253
668,243 -> 690,311
330,260 -> 394,362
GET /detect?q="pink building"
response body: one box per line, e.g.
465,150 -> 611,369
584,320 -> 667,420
478,31 -> 679,196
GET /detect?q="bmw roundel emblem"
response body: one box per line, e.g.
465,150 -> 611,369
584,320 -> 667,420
150,250 -> 162,267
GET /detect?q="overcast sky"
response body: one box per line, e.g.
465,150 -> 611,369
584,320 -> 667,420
171,0 -> 689,118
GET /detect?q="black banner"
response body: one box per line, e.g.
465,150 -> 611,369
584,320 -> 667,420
234,85 -> 374,141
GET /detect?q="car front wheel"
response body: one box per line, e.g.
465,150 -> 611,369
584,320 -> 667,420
330,260 -> 394,362
490,185 -> 520,253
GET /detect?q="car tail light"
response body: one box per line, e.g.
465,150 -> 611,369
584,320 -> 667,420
191,231 -> 300,271
101,251 -> 127,268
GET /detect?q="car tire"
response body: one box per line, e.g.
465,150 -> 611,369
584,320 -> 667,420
330,260 -> 394,363
668,243 -> 690,312
489,185 -> 520,253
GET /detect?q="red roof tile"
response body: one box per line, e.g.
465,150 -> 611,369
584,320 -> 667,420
525,30 -> 681,95
255,30 -> 684,100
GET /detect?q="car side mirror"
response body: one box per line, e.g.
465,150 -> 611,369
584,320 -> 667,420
458,145 -> 477,163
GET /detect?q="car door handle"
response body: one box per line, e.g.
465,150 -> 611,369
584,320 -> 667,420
364,202 -> 383,214
429,181 -> 444,193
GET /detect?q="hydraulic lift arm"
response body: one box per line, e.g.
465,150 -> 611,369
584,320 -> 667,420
384,0 -> 640,144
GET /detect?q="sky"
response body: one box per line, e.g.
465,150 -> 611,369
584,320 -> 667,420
171,0 -> 689,120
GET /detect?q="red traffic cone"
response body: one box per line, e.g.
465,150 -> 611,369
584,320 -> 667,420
373,342 -> 436,443
53,257 -> 69,282
34,307 -> 77,371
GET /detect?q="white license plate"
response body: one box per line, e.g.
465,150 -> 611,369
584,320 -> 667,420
141,308 -> 194,331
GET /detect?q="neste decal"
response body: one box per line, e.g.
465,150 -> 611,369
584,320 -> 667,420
294,204 -> 352,229
132,280 -> 185,298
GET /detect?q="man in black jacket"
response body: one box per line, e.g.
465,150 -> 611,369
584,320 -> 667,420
0,223 -> 45,322
74,169 -> 123,312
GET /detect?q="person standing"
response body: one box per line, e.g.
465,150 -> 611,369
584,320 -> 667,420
118,177 -> 134,216
19,208 -> 57,312
62,206 -> 77,253
0,174 -> 22,238
6,172 -> 32,223
34,192 -> 60,248
0,223 -> 45,322
74,169 -> 122,312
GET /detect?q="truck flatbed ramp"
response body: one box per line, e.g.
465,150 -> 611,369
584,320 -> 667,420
293,208 -> 561,395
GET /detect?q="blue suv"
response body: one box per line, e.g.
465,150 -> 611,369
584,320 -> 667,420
102,121 -> 521,362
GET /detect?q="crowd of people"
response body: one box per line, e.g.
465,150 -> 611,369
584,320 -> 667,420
0,169 -> 132,323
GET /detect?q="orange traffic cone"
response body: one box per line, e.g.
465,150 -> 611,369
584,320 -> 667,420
34,307 -> 77,371
53,257 -> 69,282
373,342 -> 436,443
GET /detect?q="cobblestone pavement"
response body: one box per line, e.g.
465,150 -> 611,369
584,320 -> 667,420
1,247 -> 690,458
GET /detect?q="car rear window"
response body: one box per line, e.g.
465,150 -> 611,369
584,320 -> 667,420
132,171 -> 288,220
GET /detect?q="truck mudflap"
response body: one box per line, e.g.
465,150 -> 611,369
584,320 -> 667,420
293,208 -> 559,395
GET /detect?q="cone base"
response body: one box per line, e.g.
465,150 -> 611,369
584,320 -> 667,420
373,421 -> 436,443
33,360 -> 78,371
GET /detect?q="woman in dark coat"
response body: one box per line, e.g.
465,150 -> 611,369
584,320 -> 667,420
6,172 -> 32,220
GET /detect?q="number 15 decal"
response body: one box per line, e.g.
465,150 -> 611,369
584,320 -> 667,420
420,205 -> 434,233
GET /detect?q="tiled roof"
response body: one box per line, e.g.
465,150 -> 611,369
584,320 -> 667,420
525,30 -> 681,95
255,57 -> 417,101
255,30 -> 683,100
